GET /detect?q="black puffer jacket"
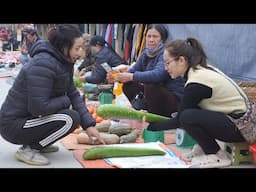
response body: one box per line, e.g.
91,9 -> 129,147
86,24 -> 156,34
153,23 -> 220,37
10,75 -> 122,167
86,46 -> 127,84
0,40 -> 95,130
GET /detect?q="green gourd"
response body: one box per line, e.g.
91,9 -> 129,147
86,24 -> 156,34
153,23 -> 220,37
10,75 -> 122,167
96,104 -> 170,123
83,146 -> 165,160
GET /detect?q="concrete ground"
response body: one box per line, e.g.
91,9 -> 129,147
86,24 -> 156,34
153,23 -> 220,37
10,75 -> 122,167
0,136 -> 82,168
0,73 -> 255,168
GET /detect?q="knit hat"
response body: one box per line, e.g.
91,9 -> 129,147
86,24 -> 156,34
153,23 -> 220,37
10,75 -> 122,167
90,35 -> 106,46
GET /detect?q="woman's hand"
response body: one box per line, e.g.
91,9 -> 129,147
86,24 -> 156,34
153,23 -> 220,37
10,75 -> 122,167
106,71 -> 117,83
140,110 -> 149,128
78,68 -> 86,83
115,72 -> 133,83
86,126 -> 105,145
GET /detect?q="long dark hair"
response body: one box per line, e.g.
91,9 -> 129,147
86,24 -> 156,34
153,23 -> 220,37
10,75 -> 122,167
47,24 -> 82,57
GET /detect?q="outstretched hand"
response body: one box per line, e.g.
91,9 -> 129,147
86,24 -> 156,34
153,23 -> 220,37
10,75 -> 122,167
86,126 -> 106,145
106,71 -> 117,83
140,110 -> 149,129
115,72 -> 133,83
78,68 -> 86,83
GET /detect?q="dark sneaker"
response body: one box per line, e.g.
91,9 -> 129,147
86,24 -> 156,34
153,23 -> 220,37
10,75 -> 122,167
40,145 -> 59,153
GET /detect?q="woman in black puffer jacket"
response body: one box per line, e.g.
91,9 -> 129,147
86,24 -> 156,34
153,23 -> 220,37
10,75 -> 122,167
0,24 -> 104,166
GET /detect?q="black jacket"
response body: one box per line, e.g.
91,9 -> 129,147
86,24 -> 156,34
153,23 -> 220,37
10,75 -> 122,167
86,46 -> 127,84
0,40 -> 95,130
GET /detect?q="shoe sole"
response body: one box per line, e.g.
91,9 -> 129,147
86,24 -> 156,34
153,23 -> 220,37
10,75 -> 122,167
182,153 -> 204,162
191,155 -> 231,168
199,160 -> 231,168
15,153 -> 50,166
40,147 -> 59,153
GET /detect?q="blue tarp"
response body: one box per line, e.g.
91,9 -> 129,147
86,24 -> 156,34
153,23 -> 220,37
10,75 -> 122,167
165,24 -> 256,81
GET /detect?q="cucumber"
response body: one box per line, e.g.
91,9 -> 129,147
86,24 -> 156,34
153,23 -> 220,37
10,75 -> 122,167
83,146 -> 165,160
96,104 -> 170,123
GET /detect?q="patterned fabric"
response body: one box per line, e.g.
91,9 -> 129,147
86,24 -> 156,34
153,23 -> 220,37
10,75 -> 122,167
233,101 -> 256,144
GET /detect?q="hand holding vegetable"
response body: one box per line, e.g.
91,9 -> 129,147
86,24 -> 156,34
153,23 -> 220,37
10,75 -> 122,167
106,70 -> 118,83
141,113 -> 148,129
86,127 -> 106,145
115,72 -> 133,83
78,68 -> 87,83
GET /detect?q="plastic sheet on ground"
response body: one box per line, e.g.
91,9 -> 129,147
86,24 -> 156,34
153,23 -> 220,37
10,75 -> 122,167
104,142 -> 191,168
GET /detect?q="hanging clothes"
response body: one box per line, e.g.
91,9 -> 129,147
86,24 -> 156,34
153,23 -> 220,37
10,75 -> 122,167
130,24 -> 139,63
115,24 -> 124,58
125,24 -> 135,64
137,24 -> 147,58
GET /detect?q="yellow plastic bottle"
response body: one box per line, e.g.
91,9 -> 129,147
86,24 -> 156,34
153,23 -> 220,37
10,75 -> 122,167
113,82 -> 123,97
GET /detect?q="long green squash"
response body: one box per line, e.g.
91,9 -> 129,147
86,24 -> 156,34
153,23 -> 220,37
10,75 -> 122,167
83,146 -> 165,160
96,104 -> 170,123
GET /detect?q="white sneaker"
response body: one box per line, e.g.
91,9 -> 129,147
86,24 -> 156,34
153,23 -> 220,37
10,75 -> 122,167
191,149 -> 231,168
182,144 -> 205,161
15,146 -> 50,166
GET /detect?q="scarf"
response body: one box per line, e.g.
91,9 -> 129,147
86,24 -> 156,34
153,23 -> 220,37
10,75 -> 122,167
145,42 -> 164,58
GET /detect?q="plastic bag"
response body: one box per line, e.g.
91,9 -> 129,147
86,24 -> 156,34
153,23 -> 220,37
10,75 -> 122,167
131,92 -> 147,110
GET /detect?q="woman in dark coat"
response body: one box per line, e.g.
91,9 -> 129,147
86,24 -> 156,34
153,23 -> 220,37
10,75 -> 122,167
0,24 -> 104,166
108,24 -> 184,117
79,35 -> 127,84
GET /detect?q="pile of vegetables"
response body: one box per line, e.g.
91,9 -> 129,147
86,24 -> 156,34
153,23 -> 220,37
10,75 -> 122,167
75,120 -> 139,145
73,104 -> 172,160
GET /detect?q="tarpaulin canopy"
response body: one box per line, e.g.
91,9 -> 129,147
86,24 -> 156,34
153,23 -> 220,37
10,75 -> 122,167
166,24 -> 256,81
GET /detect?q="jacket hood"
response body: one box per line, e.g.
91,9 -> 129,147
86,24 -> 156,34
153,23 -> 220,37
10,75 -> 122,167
29,40 -> 73,66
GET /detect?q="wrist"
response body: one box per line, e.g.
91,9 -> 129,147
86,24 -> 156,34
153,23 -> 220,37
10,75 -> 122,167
130,74 -> 134,81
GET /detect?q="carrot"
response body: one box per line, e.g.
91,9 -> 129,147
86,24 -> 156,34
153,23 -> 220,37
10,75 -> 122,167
96,116 -> 103,123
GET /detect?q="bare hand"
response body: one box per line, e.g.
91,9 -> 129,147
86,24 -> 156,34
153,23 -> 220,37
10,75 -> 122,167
106,71 -> 116,83
86,127 -> 106,145
78,69 -> 86,83
115,72 -> 133,83
140,110 -> 149,128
